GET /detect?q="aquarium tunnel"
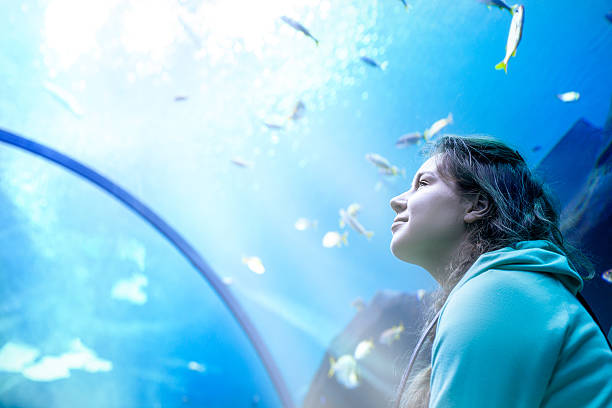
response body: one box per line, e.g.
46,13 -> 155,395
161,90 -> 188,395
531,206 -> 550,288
1,1 -> 612,407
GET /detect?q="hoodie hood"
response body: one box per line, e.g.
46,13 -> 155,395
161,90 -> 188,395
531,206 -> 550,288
453,239 -> 584,296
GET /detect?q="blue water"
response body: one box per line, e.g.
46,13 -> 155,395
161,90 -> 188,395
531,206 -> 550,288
0,0 -> 611,407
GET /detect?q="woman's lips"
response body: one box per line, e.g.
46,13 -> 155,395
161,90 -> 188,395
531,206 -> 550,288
391,221 -> 405,233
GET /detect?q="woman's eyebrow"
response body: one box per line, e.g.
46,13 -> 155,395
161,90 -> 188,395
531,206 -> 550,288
413,171 -> 436,184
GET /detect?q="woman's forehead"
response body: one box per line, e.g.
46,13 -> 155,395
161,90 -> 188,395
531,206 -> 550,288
417,155 -> 441,174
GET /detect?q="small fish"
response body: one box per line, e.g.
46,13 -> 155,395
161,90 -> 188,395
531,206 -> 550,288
43,81 -> 84,117
606,10 -> 612,24
187,361 -> 206,373
242,256 -> 265,274
322,231 -> 348,248
294,218 -> 318,231
396,132 -> 425,148
359,56 -> 388,70
602,269 -> 612,284
532,145 -> 542,152
416,289 -> 426,301
339,208 -> 374,239
328,355 -> 360,389
478,0 -> 513,15
280,16 -> 319,46
354,339 -> 374,360
379,322 -> 405,346
230,157 -> 253,168
557,91 -> 580,102
263,122 -> 284,130
351,297 -> 366,311
288,100 -> 306,121
174,95 -> 188,102
495,4 -> 525,74
424,113 -> 453,140
365,153 -> 405,177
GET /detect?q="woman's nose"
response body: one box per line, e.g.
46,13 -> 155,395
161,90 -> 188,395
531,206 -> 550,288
390,194 -> 407,213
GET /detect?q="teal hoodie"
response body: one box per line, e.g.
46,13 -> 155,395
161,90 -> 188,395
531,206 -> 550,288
430,240 -> 612,407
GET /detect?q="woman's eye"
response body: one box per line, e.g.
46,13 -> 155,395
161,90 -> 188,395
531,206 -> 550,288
414,180 -> 427,190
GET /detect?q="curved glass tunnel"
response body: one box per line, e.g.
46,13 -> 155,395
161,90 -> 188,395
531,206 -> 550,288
1,0 -> 612,407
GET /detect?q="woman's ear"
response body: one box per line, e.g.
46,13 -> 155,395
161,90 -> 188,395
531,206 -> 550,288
464,193 -> 490,224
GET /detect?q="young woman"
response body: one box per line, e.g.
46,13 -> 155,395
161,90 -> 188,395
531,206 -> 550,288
389,135 -> 612,407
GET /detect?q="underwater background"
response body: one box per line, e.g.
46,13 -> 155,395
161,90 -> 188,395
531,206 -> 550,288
1,0 -> 611,407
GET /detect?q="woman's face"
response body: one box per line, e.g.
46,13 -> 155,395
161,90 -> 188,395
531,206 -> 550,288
389,154 -> 470,273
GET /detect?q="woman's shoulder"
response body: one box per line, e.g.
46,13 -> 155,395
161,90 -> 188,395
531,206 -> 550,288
437,268 -> 573,340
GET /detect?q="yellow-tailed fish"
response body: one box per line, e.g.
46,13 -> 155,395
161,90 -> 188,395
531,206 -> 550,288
328,355 -> 360,389
424,113 -> 453,140
294,218 -> 318,231
354,339 -> 374,360
396,132 -> 425,148
242,256 -> 265,274
495,4 -> 524,74
280,16 -> 319,46
339,208 -> 374,240
602,269 -> 612,283
365,153 -> 406,177
478,0 -> 513,15
322,231 -> 348,248
379,322 -> 405,345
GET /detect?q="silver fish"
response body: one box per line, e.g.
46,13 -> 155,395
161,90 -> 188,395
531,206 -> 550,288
495,4 -> 524,74
359,56 -> 388,70
280,16 -> 319,46
395,132 -> 424,148
478,0 -> 513,15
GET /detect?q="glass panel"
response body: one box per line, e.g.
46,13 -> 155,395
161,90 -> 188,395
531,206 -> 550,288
0,144 -> 280,408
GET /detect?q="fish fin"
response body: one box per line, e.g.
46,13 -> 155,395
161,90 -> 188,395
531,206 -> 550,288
328,358 -> 335,377
365,231 -> 374,240
495,60 -> 507,74
512,49 -> 516,57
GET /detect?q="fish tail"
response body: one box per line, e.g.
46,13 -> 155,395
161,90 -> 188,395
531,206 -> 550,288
495,60 -> 507,74
380,61 -> 389,71
447,112 -> 453,124
328,358 -> 336,377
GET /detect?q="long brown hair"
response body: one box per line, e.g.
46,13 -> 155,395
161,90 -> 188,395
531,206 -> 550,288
394,134 -> 595,408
